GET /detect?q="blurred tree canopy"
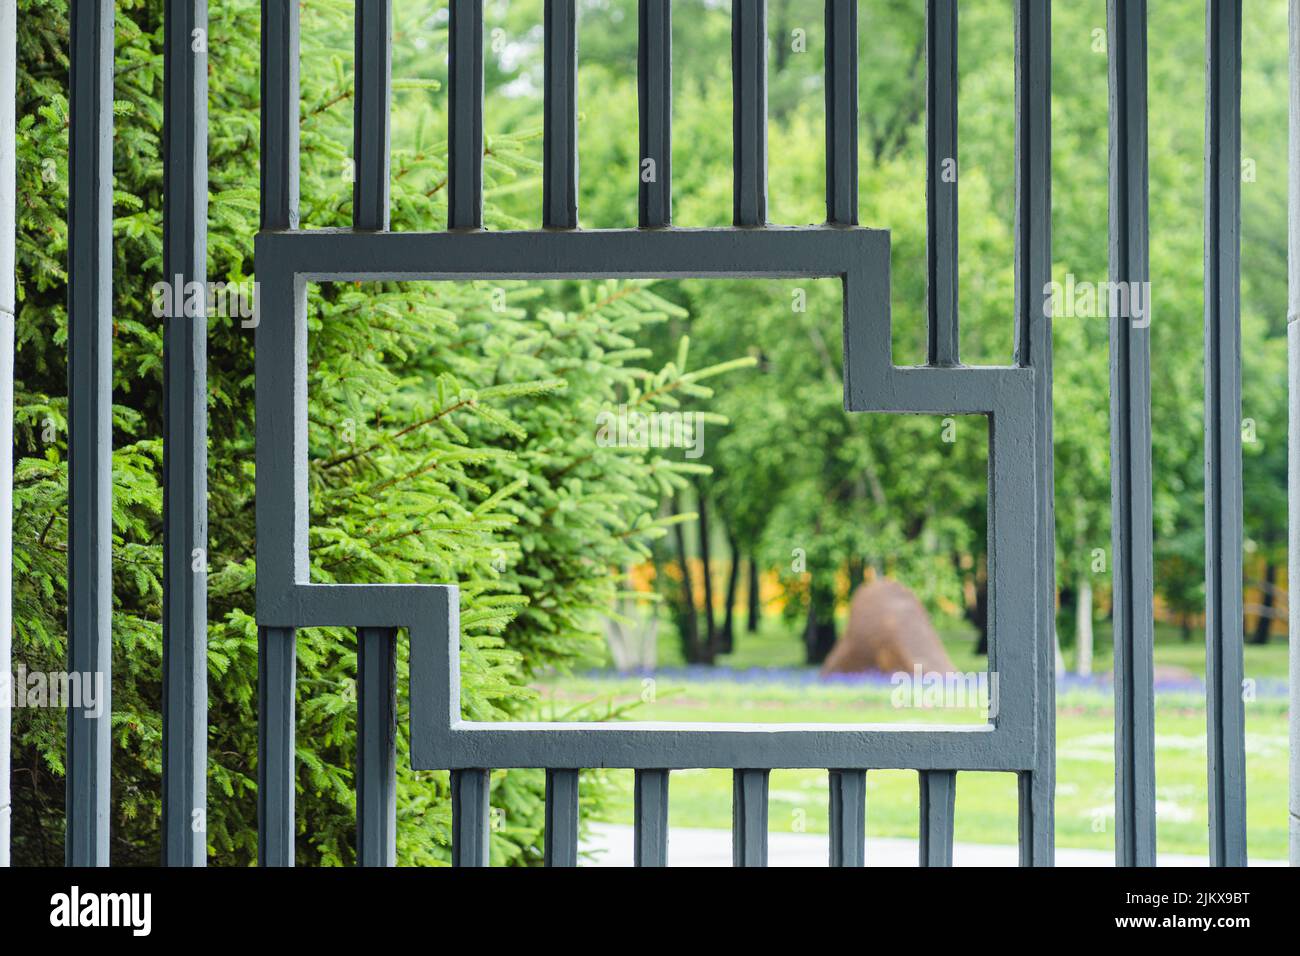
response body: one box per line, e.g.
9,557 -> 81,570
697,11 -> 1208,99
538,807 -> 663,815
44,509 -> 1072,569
527,0 -> 1288,665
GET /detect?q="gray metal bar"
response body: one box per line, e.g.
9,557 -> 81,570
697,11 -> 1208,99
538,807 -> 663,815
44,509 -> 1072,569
1012,0 -> 1055,868
1289,0 -> 1300,870
356,626 -> 397,866
258,626 -> 296,866
926,0 -> 958,366
0,0 -> 17,869
731,769 -> 769,866
399,710 -> 1027,771
258,225 -> 884,283
544,768 -> 580,866
731,0 -> 767,226
918,770 -> 956,866
1204,0 -> 1247,868
256,0 -> 300,869
353,0 -> 392,231
162,0 -> 209,868
824,0 -> 857,225
448,0 -> 484,230
260,0 -> 299,230
544,0 -> 578,229
66,0 -> 114,868
828,769 -> 866,866
633,769 -> 669,866
1107,0 -> 1156,868
451,768 -> 491,866
638,0 -> 671,228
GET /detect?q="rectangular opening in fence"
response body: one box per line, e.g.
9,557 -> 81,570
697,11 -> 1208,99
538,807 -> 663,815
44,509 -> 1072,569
302,276 -> 994,733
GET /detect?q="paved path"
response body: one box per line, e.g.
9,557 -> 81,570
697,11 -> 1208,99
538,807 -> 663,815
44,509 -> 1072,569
581,823 -> 1285,867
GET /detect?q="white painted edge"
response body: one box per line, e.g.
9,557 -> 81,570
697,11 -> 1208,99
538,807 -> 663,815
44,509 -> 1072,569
1288,0 -> 1300,870
0,0 -> 17,869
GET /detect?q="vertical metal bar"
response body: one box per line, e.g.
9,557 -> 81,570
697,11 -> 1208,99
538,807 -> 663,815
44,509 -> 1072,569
1108,0 -> 1157,868
731,768 -> 769,866
638,0 -> 672,228
451,768 -> 491,867
544,0 -> 578,229
544,768 -> 580,866
353,0 -> 392,231
731,0 -> 767,226
257,0 -> 300,869
356,627 -> 397,866
65,0 -> 114,868
260,0 -> 300,230
824,0 -> 857,225
918,770 -> 956,866
633,769 -> 669,866
448,0 -> 484,230
0,0 -> 17,870
1289,0 -> 1300,870
1204,0 -> 1247,868
926,0 -> 959,366
161,0 -> 209,869
828,769 -> 866,867
1013,0 -> 1055,868
257,627 -> 296,866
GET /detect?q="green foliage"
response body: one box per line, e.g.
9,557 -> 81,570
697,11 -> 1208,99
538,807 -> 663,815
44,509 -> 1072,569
10,0 -> 745,865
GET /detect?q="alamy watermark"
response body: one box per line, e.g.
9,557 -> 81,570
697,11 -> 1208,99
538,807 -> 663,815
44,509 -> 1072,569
595,405 -> 705,459
152,275 -> 259,327
1043,274 -> 1151,327
50,886 -> 151,936
1,666 -> 105,717
889,666 -> 1000,719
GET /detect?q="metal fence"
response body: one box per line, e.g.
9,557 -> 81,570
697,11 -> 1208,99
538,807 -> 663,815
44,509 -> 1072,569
258,0 -> 1054,868
0,0 -> 1285,867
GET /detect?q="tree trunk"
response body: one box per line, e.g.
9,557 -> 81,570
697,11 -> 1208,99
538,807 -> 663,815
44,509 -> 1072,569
720,529 -> 740,654
773,0 -> 792,74
1075,572 -> 1094,676
971,563 -> 989,655
847,557 -> 865,593
696,482 -> 717,655
1250,559 -> 1278,645
804,579 -> 838,665
670,492 -> 703,663
747,557 -> 761,632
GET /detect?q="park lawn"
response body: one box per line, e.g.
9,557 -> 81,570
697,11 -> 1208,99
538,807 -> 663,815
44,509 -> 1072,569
532,621 -> 1292,860
655,612 -> 1292,681
546,679 -> 1289,860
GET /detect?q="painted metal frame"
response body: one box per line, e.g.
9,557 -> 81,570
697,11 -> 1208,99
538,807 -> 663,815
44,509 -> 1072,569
62,0 -> 213,869
254,0 -> 1055,867
1108,0 -> 1156,868
65,0 -> 115,868
1203,0 -> 1248,868
1012,0 -> 1055,868
255,227 -> 1040,780
161,0 -> 210,868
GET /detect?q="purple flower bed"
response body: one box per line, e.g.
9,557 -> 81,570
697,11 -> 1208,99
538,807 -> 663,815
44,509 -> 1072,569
580,666 -> 1291,699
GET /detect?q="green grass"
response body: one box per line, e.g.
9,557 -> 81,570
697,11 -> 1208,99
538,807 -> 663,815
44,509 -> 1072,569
650,611 -> 1292,680
552,680 -> 1288,859
530,617 -> 1293,860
